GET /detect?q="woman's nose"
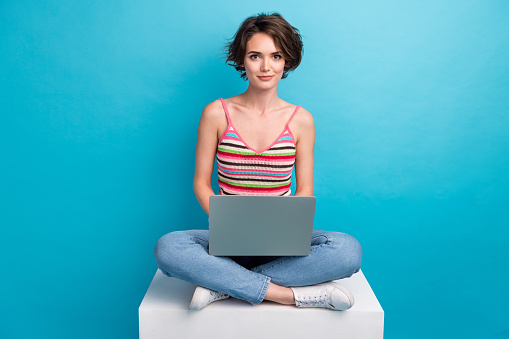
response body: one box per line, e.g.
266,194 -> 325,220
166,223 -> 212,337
261,58 -> 270,72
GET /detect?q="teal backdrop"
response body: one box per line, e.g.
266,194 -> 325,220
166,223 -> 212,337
1,1 -> 508,338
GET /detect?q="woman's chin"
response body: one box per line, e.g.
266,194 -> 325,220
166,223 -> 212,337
248,79 -> 281,90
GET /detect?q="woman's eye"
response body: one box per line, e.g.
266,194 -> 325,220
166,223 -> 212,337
274,55 -> 281,60
250,55 -> 259,59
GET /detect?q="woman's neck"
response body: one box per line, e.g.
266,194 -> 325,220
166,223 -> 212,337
239,86 -> 282,115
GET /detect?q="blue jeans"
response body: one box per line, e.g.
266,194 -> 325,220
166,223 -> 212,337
154,230 -> 362,305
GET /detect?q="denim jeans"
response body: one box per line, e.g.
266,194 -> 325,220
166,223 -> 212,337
154,230 -> 362,305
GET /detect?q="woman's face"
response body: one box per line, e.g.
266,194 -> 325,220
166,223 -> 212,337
242,33 -> 287,88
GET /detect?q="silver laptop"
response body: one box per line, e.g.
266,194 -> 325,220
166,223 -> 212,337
208,196 -> 316,256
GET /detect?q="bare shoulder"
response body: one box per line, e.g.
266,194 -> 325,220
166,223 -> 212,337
201,99 -> 225,123
198,99 -> 228,142
295,106 -> 314,125
291,106 -> 315,132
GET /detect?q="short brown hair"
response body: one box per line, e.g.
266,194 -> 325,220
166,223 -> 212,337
224,13 -> 304,80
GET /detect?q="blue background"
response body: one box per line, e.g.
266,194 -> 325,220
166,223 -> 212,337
1,1 -> 508,338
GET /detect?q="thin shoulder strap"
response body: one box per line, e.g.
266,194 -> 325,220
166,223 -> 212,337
286,105 -> 302,126
219,98 -> 232,125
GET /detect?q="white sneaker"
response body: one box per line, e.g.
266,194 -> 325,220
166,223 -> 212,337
291,282 -> 354,311
189,285 -> 230,311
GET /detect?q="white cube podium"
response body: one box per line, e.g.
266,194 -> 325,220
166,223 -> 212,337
139,269 -> 384,339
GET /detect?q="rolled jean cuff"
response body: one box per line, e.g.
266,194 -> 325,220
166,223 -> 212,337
251,276 -> 271,305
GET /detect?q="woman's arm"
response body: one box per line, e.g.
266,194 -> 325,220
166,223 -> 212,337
292,108 -> 315,196
193,101 -> 224,215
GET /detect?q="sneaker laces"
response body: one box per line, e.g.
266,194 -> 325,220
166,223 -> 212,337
295,292 -> 330,308
210,290 -> 229,302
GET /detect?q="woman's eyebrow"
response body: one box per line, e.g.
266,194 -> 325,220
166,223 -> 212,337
247,51 -> 281,54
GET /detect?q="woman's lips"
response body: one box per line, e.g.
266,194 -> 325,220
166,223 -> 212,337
258,75 -> 273,81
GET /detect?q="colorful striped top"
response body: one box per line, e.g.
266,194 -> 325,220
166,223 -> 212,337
217,98 -> 301,196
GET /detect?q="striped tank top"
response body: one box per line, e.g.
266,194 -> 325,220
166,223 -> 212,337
216,98 -> 301,196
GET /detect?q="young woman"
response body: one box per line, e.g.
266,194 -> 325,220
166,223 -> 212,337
154,13 -> 362,311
